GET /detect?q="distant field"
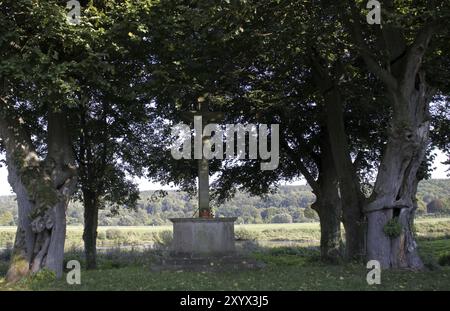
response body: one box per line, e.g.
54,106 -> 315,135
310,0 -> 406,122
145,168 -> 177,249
0,222 -> 323,249
1,217 -> 450,249
0,222 -> 320,233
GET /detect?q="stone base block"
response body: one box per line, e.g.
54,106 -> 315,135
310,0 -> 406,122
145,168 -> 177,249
169,217 -> 237,256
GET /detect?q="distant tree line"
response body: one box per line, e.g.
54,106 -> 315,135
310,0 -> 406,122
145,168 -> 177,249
1,180 -> 449,227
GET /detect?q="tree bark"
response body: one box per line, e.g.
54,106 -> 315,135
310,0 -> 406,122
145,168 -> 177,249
0,110 -> 76,282
323,89 -> 366,261
309,57 -> 366,261
312,135 -> 342,263
348,10 -> 438,268
366,76 -> 431,269
338,1 -> 442,268
313,200 -> 342,263
280,132 -> 342,263
82,188 -> 99,270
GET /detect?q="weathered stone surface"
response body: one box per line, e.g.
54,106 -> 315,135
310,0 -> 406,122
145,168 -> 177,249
170,217 -> 237,256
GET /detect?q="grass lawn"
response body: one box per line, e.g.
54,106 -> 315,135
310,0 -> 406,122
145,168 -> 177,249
0,218 -> 449,291
0,239 -> 449,291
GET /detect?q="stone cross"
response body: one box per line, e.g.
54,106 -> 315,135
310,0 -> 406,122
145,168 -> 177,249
181,98 -> 224,218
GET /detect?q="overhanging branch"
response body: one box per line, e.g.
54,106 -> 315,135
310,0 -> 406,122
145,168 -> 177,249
344,1 -> 398,90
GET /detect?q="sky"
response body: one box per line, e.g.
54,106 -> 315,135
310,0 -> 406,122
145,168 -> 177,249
0,149 -> 448,196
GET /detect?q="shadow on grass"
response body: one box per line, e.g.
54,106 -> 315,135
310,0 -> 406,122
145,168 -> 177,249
1,239 -> 450,291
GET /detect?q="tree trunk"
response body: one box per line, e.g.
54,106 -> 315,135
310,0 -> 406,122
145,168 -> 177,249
312,181 -> 342,263
365,73 -> 431,269
342,3 -> 439,268
323,90 -> 366,261
0,111 -> 76,282
82,188 -> 99,270
310,56 -> 366,261
5,163 -> 36,281
311,132 -> 342,263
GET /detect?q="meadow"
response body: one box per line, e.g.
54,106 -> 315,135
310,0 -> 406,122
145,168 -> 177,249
1,217 -> 449,249
0,222 -> 323,250
0,217 -> 449,291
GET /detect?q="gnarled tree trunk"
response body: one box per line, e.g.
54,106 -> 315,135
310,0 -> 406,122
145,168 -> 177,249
0,110 -> 76,282
343,1 -> 440,269
365,74 -> 431,269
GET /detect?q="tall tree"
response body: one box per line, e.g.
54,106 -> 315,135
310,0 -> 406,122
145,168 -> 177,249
69,0 -> 154,270
212,0 -> 388,261
0,0 -> 154,280
0,1 -> 82,280
337,0 -> 450,268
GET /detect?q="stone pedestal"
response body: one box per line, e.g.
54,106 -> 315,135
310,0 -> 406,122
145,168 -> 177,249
169,217 -> 237,256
